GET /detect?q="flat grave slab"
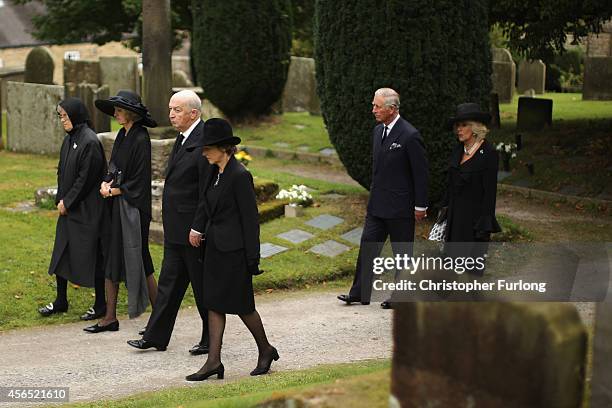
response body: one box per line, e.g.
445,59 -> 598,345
305,214 -> 344,230
260,243 -> 289,259
308,240 -> 351,258
276,229 -> 315,244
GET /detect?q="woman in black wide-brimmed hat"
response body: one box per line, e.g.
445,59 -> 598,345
83,90 -> 159,333
186,118 -> 278,381
439,103 -> 502,275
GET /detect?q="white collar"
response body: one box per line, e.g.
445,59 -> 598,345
181,118 -> 201,143
384,114 -> 401,132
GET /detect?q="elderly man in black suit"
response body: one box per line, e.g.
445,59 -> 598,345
338,87 -> 429,308
127,90 -> 210,353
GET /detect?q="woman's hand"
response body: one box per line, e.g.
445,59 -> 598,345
57,199 -> 67,215
189,230 -> 203,247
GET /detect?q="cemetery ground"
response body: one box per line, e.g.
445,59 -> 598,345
0,97 -> 610,406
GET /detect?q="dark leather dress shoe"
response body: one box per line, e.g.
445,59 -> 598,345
80,307 -> 106,321
83,320 -> 119,333
127,338 -> 167,351
38,302 -> 68,317
251,347 -> 280,376
186,363 -> 224,381
189,343 -> 209,355
380,300 -> 393,309
337,294 -> 370,305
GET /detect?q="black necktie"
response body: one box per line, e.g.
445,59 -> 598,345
177,133 -> 184,149
381,126 -> 388,144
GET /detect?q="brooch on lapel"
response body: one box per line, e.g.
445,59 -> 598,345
479,149 -> 484,154
73,143 -> 77,149
389,142 -> 402,150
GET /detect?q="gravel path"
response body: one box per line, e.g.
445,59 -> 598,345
0,289 -> 391,407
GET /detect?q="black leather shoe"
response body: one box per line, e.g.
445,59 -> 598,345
250,347 -> 280,376
127,338 -> 167,351
83,320 -> 119,333
80,307 -> 106,321
189,343 -> 209,355
380,300 -> 393,309
38,302 -> 68,317
337,294 -> 370,305
186,363 -> 224,381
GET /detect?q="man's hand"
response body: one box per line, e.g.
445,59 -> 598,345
189,230 -> 203,247
57,199 -> 67,215
415,209 -> 427,221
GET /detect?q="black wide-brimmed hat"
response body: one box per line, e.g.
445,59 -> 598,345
447,103 -> 491,129
95,89 -> 157,128
202,118 -> 241,146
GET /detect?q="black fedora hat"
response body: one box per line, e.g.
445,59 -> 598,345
95,89 -> 157,128
447,103 -> 491,129
202,118 -> 241,146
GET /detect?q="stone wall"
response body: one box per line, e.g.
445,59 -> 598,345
392,302 -> 587,407
6,81 -> 65,154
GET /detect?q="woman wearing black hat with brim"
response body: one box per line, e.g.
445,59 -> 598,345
83,90 -> 159,333
440,103 -> 502,275
186,118 -> 278,381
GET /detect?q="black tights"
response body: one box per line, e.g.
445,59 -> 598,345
197,309 -> 273,372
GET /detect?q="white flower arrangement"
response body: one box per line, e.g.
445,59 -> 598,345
276,184 -> 313,207
496,142 -> 518,158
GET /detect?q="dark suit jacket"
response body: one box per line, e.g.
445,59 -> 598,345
162,120 -> 210,245
200,156 -> 260,265
367,116 -> 429,219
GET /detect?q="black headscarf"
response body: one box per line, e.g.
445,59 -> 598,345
58,97 -> 93,132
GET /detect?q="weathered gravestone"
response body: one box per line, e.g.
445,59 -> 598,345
591,302 -> 612,407
282,56 -> 318,113
65,83 -> 111,133
392,302 -> 587,408
97,131 -> 174,179
583,57 -> 612,100
490,48 -> 515,104
99,56 -> 139,97
7,82 -> 65,154
63,59 -> 101,86
172,56 -> 192,81
518,60 -> 546,95
517,96 -> 552,131
24,47 -> 55,85
308,240 -> 350,258
172,70 -> 193,87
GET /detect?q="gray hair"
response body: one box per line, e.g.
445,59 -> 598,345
172,90 -> 202,112
374,88 -> 400,109
465,120 -> 489,141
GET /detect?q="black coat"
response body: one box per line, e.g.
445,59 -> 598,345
48,124 -> 107,287
444,140 -> 502,242
200,156 -> 260,314
163,120 -> 210,245
367,116 -> 429,218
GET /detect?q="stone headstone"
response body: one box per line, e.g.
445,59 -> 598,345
172,56 -> 192,81
340,227 -> 363,246
92,85 -> 111,132
319,147 -> 337,157
7,82 -> 65,154
308,240 -> 350,257
591,302 -> 612,406
99,56 -> 139,97
517,97 -> 553,131
587,32 -> 612,57
517,60 -> 546,95
305,214 -> 344,230
583,57 -> 612,100
260,242 -> 289,259
490,48 -> 516,104
63,60 -> 101,86
282,56 -> 317,113
276,229 -> 315,244
392,303 -> 587,407
24,47 -> 55,85
172,70 -> 193,87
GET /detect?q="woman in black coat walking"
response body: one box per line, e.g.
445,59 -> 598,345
186,118 -> 278,381
39,97 -> 107,320
83,90 -> 158,333
443,103 -> 501,275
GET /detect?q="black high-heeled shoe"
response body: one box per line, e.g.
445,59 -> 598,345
185,363 -> 224,381
83,320 -> 119,333
250,347 -> 279,376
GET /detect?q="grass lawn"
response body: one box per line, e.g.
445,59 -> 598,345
54,359 -> 389,408
0,151 -> 364,331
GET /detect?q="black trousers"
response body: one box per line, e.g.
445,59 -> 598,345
349,214 -> 415,302
144,243 -> 208,347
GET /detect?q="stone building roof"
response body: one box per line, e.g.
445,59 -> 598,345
0,1 -> 47,49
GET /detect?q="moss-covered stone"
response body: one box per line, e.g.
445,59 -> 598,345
24,47 -> 55,85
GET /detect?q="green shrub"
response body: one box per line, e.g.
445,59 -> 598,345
314,0 -> 491,207
192,0 -> 293,121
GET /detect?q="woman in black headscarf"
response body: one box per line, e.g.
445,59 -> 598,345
83,90 -> 158,333
39,97 -> 108,320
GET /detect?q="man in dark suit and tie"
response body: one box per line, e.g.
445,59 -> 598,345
338,87 -> 428,308
128,90 -> 210,353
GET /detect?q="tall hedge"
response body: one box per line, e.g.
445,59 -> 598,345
192,0 -> 292,121
314,0 -> 491,207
